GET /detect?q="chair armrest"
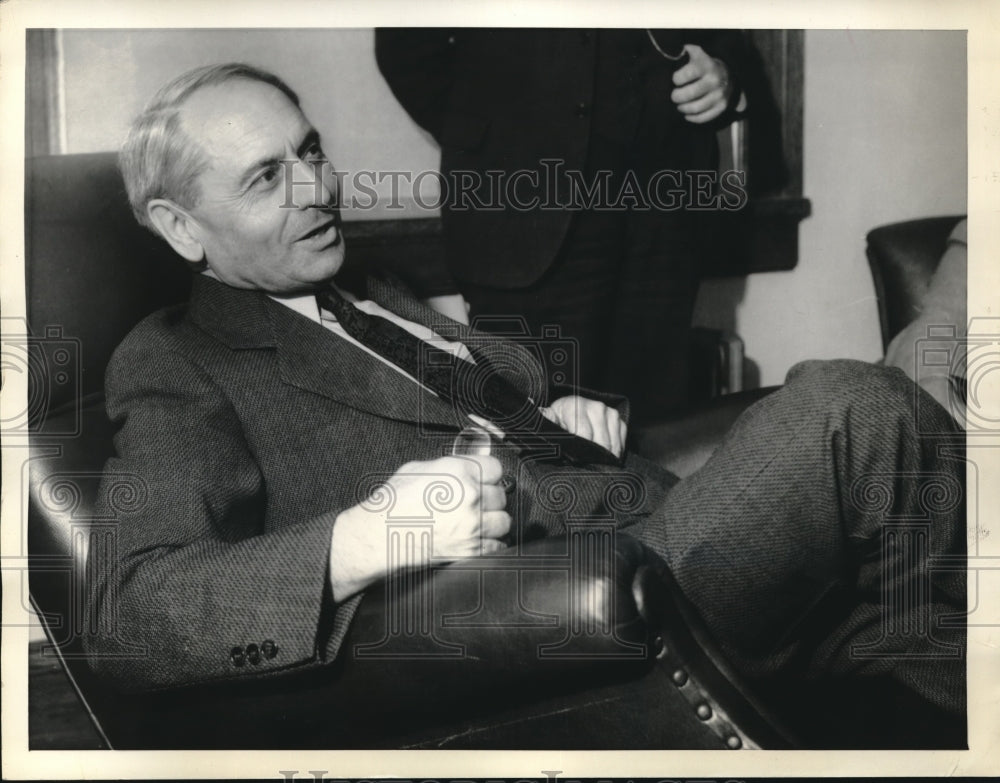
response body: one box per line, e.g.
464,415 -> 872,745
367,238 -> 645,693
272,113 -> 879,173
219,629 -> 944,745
336,532 -> 794,750
46,530 -> 659,749
334,534 -> 656,727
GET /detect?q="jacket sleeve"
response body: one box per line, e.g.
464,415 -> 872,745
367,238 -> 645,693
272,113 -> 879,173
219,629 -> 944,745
84,328 -> 355,693
375,27 -> 457,141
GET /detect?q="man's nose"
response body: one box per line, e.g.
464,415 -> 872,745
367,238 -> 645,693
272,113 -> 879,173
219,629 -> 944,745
285,158 -> 336,209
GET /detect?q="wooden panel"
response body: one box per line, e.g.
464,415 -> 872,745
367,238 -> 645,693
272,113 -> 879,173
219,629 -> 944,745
341,217 -> 453,297
701,30 -> 809,276
26,30 -> 62,157
746,29 -> 805,199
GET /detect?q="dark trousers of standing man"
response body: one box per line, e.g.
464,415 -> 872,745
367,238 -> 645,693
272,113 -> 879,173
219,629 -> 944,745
460,130 -> 701,424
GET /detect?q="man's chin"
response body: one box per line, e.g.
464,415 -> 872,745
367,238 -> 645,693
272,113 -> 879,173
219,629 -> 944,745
290,256 -> 348,294
201,247 -> 346,294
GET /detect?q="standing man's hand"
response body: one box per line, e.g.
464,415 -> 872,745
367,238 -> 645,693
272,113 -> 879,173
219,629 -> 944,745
541,396 -> 627,458
671,44 -> 740,124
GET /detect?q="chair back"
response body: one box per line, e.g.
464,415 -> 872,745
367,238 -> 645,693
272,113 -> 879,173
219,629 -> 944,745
25,153 -> 192,411
865,215 -> 965,349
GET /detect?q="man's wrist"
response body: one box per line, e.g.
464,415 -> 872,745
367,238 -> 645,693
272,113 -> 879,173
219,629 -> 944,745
329,506 -> 383,603
716,57 -> 747,117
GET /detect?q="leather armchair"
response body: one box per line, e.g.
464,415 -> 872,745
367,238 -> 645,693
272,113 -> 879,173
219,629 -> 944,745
866,215 -> 966,350
24,152 -> 789,750
31,157 -> 962,750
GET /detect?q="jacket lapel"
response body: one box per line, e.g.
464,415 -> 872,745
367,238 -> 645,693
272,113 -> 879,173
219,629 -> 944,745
273,304 -> 466,428
187,275 -> 463,429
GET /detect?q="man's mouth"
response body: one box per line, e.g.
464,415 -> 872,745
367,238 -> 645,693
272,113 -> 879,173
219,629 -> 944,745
297,218 -> 341,246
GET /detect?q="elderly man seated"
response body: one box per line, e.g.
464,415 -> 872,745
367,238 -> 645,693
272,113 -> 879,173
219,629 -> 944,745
83,63 -> 965,748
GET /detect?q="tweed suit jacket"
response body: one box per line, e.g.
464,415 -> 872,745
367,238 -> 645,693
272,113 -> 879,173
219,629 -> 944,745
84,273 -> 677,693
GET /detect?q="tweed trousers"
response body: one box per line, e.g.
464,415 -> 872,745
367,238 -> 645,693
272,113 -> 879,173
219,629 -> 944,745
632,358 -> 966,745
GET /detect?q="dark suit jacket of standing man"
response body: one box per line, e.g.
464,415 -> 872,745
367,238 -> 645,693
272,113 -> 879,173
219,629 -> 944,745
375,28 -> 749,292
85,271 -> 675,692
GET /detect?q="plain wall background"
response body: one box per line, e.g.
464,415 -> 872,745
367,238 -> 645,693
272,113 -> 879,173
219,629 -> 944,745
59,28 -> 442,215
694,29 -> 966,382
55,28 -> 967,386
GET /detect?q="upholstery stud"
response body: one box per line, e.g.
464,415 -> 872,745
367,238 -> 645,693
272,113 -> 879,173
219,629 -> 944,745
652,635 -> 666,658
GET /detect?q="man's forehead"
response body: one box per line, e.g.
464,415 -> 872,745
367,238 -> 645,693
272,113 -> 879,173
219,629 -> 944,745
178,79 -> 309,165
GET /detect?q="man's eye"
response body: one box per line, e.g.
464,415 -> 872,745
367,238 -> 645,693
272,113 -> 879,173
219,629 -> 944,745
305,143 -> 325,161
255,167 -> 279,187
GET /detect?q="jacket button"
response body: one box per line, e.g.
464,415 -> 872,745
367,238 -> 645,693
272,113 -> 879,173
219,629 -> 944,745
246,643 -> 261,665
575,102 -> 589,118
262,639 -> 278,659
230,646 -> 246,667
500,474 -> 516,494
580,31 -> 592,44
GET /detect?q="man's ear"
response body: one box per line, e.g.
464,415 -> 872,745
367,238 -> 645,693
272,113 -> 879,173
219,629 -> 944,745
146,199 -> 205,265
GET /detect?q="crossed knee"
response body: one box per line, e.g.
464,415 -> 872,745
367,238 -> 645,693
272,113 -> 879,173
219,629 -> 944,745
783,359 -> 957,437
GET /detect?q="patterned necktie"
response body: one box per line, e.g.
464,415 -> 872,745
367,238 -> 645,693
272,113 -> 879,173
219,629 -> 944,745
315,287 -> 619,466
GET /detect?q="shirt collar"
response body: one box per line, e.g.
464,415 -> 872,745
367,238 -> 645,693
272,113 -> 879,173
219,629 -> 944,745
198,269 -> 323,323
267,291 -> 321,323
